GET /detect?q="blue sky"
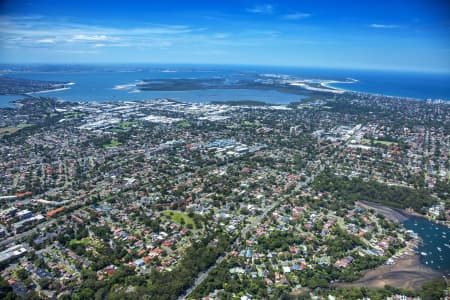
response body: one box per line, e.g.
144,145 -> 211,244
0,0 -> 449,72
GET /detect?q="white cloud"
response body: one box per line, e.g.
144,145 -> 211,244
36,38 -> 55,44
125,26 -> 194,35
283,12 -> 311,20
369,24 -> 399,29
0,15 -> 196,39
213,33 -> 230,39
71,34 -> 112,41
0,14 -> 293,56
157,41 -> 172,47
0,15 -> 203,51
247,4 -> 274,14
243,29 -> 280,38
54,49 -> 100,54
2,15 -> 43,21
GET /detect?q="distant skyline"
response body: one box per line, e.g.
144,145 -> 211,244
0,0 -> 449,72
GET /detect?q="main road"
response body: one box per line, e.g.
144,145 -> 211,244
0,201 -> 83,248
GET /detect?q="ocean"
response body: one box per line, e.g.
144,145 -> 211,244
0,65 -> 449,107
326,69 -> 450,100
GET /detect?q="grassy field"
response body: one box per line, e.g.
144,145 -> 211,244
118,121 -> 137,129
0,123 -> 33,137
112,122 -> 137,132
69,237 -> 101,248
103,140 -> 122,148
162,210 -> 196,228
242,121 -> 258,127
362,138 -> 398,146
0,127 -> 18,136
63,111 -> 85,118
176,121 -> 191,128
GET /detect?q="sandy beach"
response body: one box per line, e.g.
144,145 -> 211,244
112,83 -> 136,90
27,87 -> 71,94
320,78 -> 357,91
287,80 -> 345,94
113,80 -> 145,90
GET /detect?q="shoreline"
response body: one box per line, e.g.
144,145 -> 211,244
3,72 -> 450,104
325,81 -> 450,102
335,201 -> 445,289
403,208 -> 449,227
333,240 -> 442,290
112,80 -> 145,90
26,82 -> 76,95
0,83 -> 76,99
28,87 -> 71,94
357,201 -> 410,223
320,78 -> 358,91
285,79 -> 345,94
358,200 -> 449,228
350,200 -> 449,289
3,76 -> 450,108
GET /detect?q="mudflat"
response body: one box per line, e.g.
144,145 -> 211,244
334,244 -> 441,290
357,201 -> 409,223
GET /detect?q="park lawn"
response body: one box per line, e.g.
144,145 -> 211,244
162,210 -> 196,228
362,138 -> 398,146
68,238 -> 91,248
242,121 -> 258,127
226,124 -> 239,130
17,123 -> 34,129
103,140 -> 122,148
0,123 -> 34,137
63,111 -> 85,118
336,217 -> 346,230
176,121 -> 191,128
0,127 -> 18,136
112,122 -> 137,132
69,237 -> 102,249
118,121 -> 137,129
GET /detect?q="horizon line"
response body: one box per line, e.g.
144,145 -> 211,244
0,62 -> 449,74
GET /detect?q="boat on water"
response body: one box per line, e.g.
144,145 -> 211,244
437,246 -> 442,251
421,252 -> 427,256
444,243 -> 450,248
